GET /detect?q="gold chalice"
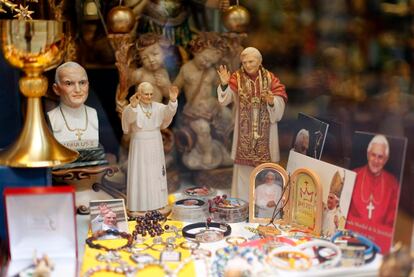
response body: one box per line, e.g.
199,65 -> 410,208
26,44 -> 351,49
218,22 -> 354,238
0,20 -> 78,167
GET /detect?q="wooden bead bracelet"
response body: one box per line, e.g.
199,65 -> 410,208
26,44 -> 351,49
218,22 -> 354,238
85,230 -> 133,251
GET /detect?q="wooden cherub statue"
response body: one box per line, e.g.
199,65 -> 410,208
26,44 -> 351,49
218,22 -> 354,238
174,32 -> 233,170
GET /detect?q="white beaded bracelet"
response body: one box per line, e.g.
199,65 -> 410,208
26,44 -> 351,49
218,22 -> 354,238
296,239 -> 342,268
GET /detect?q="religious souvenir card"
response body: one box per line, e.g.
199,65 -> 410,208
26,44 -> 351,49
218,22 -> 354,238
4,186 -> 77,277
89,199 -> 129,239
288,168 -> 323,236
249,163 -> 289,224
345,131 -> 407,254
315,116 -> 346,166
290,113 -> 329,159
287,150 -> 356,238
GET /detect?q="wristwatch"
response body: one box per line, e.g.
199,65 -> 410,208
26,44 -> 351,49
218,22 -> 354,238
182,222 -> 232,243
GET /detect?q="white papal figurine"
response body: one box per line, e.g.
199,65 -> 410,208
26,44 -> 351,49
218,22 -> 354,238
122,82 -> 178,212
47,61 -> 99,150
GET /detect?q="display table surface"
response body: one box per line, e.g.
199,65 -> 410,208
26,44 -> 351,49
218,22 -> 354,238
78,218 -> 382,277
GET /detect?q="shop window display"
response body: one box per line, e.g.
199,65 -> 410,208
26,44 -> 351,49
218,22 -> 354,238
1,0 -> 414,276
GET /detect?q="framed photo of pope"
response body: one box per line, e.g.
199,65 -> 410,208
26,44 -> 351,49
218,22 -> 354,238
89,199 -> 129,240
249,163 -> 289,224
345,131 -> 407,254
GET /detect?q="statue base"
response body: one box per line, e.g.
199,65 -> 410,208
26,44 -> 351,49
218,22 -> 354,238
127,205 -> 172,219
194,167 -> 233,189
167,167 -> 181,193
53,146 -> 108,170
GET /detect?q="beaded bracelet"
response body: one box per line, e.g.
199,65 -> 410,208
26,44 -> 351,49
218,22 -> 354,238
331,230 -> 380,255
83,263 -> 138,277
85,230 -> 133,251
212,246 -> 266,276
297,239 -> 342,268
86,250 -> 209,277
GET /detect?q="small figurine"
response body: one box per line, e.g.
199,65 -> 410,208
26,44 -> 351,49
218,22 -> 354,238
33,253 -> 54,277
217,47 -> 288,201
122,82 -> 178,212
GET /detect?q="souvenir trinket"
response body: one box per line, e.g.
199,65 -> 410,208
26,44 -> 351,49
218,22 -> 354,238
209,195 -> 248,223
171,198 -> 209,222
182,221 -> 231,243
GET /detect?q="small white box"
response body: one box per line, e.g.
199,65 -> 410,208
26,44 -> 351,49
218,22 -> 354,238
4,186 -> 78,277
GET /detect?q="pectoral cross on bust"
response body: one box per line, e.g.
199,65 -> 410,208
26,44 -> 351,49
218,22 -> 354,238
75,129 -> 83,141
366,194 -> 375,219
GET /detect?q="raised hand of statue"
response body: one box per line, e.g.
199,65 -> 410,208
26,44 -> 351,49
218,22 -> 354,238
217,65 -> 231,86
129,93 -> 140,108
267,200 -> 276,208
98,203 -> 111,217
154,72 -> 170,88
266,92 -> 274,105
169,85 -> 179,102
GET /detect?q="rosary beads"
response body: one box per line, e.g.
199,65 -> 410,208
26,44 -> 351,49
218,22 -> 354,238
133,210 -> 167,239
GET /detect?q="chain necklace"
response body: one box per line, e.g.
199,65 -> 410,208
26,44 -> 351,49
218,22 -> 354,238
360,167 -> 384,205
360,166 -> 385,220
139,103 -> 152,119
59,105 -> 88,141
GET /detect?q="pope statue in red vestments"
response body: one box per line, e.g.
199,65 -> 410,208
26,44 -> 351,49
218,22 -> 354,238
216,47 -> 288,201
346,134 -> 400,252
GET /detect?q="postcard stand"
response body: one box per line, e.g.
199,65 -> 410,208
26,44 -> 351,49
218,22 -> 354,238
4,186 -> 77,277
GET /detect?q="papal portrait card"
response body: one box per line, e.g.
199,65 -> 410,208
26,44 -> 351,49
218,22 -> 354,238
287,150 -> 356,238
345,131 -> 407,253
89,199 -> 129,240
315,116 -> 346,167
290,113 -> 329,159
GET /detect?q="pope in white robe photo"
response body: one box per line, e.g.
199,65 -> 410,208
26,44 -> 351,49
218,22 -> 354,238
255,171 -> 283,218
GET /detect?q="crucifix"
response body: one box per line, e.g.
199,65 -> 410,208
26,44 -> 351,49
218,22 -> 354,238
366,194 -> 375,219
75,129 -> 83,141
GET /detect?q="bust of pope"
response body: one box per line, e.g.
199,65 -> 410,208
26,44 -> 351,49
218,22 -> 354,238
47,61 -> 99,150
